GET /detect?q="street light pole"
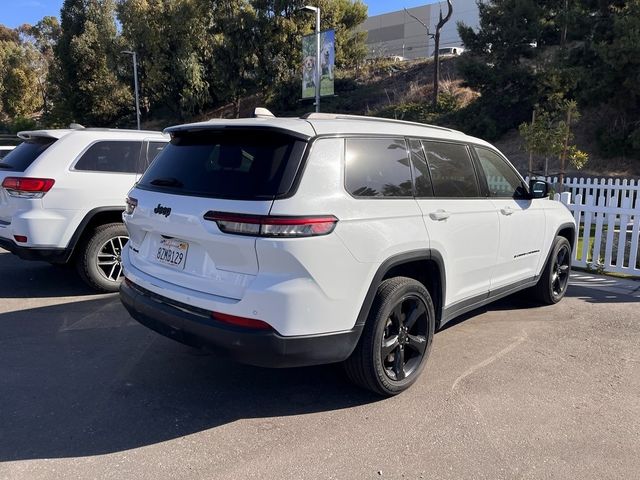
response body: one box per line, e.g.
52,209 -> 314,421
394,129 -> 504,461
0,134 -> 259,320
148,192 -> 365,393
301,5 -> 321,113
122,50 -> 140,130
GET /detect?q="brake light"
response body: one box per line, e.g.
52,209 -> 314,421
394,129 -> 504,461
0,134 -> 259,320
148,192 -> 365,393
211,311 -> 273,330
203,212 -> 338,238
125,196 -> 138,215
2,177 -> 55,198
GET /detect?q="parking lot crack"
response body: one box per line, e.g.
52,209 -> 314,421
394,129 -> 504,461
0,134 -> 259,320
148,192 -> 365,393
450,329 -> 528,393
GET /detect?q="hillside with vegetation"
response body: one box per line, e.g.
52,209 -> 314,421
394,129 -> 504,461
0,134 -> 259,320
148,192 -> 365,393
2,0 -> 640,178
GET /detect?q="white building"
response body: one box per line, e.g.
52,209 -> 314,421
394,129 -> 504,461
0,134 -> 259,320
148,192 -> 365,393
358,1 -> 480,60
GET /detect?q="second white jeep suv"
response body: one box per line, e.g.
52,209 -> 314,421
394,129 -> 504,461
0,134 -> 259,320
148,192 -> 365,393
120,113 -> 575,395
0,127 -> 168,291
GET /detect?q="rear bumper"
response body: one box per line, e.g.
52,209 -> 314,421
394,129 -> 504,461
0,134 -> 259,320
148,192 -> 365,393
120,279 -> 363,368
0,236 -> 69,263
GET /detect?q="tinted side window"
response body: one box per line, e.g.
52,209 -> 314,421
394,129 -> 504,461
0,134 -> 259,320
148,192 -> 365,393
422,141 -> 479,198
475,147 -> 524,198
0,139 -> 56,172
75,141 -> 142,173
345,138 -> 412,198
148,142 -> 167,162
138,141 -> 167,173
408,139 -> 433,197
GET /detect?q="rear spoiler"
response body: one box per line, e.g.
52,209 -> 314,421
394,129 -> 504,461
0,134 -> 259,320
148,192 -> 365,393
17,130 -> 72,141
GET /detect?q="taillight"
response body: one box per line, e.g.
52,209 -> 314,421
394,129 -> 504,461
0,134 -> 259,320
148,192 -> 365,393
125,196 -> 138,215
211,311 -> 273,330
203,212 -> 338,238
1,177 -> 55,199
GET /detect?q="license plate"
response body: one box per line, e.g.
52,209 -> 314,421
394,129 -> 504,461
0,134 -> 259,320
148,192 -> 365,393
155,238 -> 189,269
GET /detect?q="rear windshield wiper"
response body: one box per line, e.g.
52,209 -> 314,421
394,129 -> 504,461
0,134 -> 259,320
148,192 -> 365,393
149,177 -> 183,188
0,163 -> 14,169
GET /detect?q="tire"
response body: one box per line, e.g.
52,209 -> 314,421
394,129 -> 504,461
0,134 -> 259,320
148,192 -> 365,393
76,223 -> 129,293
532,236 -> 572,305
344,277 -> 435,396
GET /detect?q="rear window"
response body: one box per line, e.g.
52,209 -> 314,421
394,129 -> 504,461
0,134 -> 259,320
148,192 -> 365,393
137,130 -> 307,200
0,139 -> 55,172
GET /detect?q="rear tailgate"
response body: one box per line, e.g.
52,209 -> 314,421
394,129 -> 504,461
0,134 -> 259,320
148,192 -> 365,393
0,138 -> 57,229
126,189 -> 269,299
125,127 -> 310,300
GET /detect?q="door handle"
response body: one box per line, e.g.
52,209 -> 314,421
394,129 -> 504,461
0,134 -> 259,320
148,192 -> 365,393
429,210 -> 450,221
500,207 -> 514,216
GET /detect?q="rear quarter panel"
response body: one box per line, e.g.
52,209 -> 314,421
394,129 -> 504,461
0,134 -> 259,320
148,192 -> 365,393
268,137 -> 430,333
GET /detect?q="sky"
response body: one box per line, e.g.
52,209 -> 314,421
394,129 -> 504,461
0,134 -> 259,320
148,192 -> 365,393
1,0 -> 438,28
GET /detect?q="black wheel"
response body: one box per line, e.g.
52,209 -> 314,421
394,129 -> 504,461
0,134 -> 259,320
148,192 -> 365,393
533,236 -> 572,305
344,277 -> 435,396
76,223 -> 128,293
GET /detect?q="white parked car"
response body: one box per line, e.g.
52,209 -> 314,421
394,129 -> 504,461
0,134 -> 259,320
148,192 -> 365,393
0,127 -> 168,291
120,111 -> 575,395
433,46 -> 465,57
0,146 -> 15,160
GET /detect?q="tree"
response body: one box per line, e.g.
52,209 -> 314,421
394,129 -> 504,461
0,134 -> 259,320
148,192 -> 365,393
0,27 -> 42,119
585,0 -> 640,157
456,0 -> 544,139
116,0 -> 211,120
405,1 -> 453,109
209,1 -> 258,118
519,101 -> 587,182
53,0 -> 132,126
316,0 -> 367,69
18,17 -> 61,119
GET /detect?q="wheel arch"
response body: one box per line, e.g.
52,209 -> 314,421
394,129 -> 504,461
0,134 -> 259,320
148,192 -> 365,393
355,250 -> 446,330
537,221 -> 576,278
63,207 -> 126,263
557,223 -> 576,250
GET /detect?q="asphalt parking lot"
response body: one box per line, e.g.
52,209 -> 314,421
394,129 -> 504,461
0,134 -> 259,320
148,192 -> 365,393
1,248 -> 639,480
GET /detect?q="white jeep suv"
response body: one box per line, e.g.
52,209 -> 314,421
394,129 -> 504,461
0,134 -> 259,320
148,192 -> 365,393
0,127 -> 168,291
120,112 -> 575,395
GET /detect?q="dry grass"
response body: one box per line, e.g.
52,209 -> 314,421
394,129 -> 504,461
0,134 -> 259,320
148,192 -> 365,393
439,77 -> 479,108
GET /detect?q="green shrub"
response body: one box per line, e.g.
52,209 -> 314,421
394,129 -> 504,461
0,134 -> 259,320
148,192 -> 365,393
375,93 -> 461,125
7,116 -> 37,134
596,125 -> 632,158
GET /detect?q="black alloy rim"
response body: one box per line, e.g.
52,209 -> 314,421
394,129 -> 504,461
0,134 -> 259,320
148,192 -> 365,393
552,244 -> 571,297
381,295 -> 429,381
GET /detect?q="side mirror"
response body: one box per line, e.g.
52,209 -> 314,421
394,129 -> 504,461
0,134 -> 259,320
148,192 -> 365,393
529,179 -> 550,199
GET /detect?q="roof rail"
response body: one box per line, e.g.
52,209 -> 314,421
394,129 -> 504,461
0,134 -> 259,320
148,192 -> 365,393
82,127 -> 165,135
301,112 -> 456,133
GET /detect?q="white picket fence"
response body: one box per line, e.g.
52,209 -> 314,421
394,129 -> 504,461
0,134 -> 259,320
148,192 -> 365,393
554,191 -> 640,276
528,176 -> 640,209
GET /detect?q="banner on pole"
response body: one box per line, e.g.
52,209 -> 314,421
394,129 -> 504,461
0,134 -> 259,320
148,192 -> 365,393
302,29 -> 335,99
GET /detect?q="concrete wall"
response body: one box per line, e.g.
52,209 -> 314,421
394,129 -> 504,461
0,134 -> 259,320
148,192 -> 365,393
357,1 -> 480,60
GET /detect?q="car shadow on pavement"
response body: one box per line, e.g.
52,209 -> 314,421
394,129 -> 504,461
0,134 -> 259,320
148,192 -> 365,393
0,296 -> 380,461
0,250 -> 96,298
439,283 -> 639,332
566,284 -> 640,304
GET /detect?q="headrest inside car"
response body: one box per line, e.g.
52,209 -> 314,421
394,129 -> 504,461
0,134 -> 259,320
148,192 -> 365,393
218,145 -> 243,169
